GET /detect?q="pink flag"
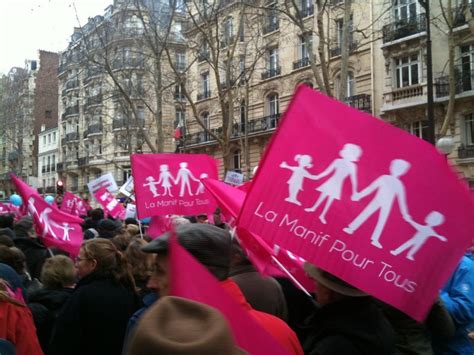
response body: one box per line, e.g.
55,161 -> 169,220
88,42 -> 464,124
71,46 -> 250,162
147,216 -> 172,239
26,194 -> 83,256
61,191 -> 89,216
202,178 -> 313,291
93,188 -> 126,219
238,86 -> 474,321
0,202 -> 21,218
169,236 -> 290,355
131,153 -> 218,218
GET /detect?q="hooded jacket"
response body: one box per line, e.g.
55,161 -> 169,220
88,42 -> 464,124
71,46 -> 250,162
303,296 -> 395,355
433,255 -> 474,355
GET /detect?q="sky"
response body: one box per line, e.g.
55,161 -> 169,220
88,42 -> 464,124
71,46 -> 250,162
0,0 -> 112,75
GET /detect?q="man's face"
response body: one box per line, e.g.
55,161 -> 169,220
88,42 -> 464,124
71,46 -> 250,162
152,254 -> 170,296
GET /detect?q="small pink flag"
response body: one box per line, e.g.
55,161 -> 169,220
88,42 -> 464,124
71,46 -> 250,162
131,153 -> 218,218
169,236 -> 290,355
61,191 -> 89,216
26,194 -> 83,256
93,188 -> 126,219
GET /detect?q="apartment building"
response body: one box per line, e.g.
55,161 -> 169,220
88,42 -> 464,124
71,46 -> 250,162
37,126 -> 59,195
57,0 -> 185,197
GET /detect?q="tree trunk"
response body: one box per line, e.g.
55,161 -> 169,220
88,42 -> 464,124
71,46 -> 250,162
339,0 -> 352,101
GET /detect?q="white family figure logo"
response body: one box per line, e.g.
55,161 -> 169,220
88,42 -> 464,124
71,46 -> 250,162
279,148 -> 448,259
57,223 -> 75,242
343,159 -> 411,248
390,211 -> 446,260
305,143 -> 362,224
280,155 -> 315,206
142,162 -> 204,198
28,197 -> 74,242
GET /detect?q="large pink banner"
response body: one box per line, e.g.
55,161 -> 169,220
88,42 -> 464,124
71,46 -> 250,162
131,154 -> 218,218
238,86 -> 474,321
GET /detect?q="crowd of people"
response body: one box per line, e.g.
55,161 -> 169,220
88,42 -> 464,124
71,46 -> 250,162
0,208 -> 473,355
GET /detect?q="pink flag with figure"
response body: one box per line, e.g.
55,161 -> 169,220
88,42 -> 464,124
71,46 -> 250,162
169,236 -> 290,355
0,202 -> 21,217
131,154 -> 218,218
27,194 -> 83,256
93,188 -> 126,219
238,85 -> 474,321
61,191 -> 89,216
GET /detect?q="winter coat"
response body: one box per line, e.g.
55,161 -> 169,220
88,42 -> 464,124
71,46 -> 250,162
49,273 -> 139,355
433,255 -> 474,355
13,237 -> 48,279
230,263 -> 288,321
0,300 -> 44,355
221,278 -> 304,355
28,288 -> 74,354
303,297 -> 395,355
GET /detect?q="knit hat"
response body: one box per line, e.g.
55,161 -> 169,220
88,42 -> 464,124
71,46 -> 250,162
128,296 -> 246,355
303,262 -> 367,297
142,224 -> 232,280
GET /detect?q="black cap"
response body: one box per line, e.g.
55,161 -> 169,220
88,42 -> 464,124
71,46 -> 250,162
142,224 -> 232,280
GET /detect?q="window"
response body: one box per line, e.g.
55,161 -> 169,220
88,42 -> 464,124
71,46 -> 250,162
239,16 -> 244,41
394,0 -> 418,21
175,108 -> 185,127
223,17 -> 234,44
268,3 -> 278,30
461,45 -> 474,91
47,156 -> 51,172
336,72 -> 355,98
464,114 -> 474,146
202,112 -> 210,140
298,35 -> 312,60
240,101 -> 246,132
268,93 -> 279,117
395,54 -> 419,88
45,110 -> 52,119
48,134 -> 51,144
335,16 -> 353,47
52,155 -> 56,171
137,107 -> 145,123
202,72 -> 210,95
232,150 -> 241,170
268,48 -> 279,71
43,136 -> 46,146
175,83 -> 185,100
53,132 -> 56,142
176,52 -> 186,71
405,120 -> 429,140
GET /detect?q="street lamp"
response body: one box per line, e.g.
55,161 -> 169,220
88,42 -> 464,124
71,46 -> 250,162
436,136 -> 455,156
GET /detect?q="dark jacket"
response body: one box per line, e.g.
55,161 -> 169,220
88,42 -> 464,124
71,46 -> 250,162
28,288 -> 74,354
303,297 -> 395,355
49,273 -> 139,355
13,237 -> 48,279
230,263 -> 288,321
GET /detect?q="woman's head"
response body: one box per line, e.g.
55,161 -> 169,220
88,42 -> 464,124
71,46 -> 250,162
125,239 -> 154,288
77,239 -> 135,290
0,246 -> 26,274
41,255 -> 76,289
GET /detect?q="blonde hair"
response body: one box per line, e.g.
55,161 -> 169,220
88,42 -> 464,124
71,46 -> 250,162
41,255 -> 76,289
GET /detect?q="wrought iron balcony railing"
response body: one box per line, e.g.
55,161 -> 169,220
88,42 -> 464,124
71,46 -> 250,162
329,41 -> 358,58
435,67 -> 474,98
293,57 -> 310,70
263,21 -> 279,34
458,145 -> 474,159
345,94 -> 371,113
197,90 -> 212,101
261,67 -> 281,80
84,123 -> 103,138
382,13 -> 426,43
85,94 -> 103,107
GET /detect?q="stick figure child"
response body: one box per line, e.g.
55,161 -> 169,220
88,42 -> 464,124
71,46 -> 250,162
157,164 -> 175,197
305,143 -> 362,224
280,154 -> 316,206
143,176 -> 160,197
58,223 -> 75,242
196,173 -> 208,195
390,211 -> 447,261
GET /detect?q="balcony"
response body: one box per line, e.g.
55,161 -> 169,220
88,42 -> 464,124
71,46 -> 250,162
453,3 -> 474,27
78,157 -> 89,167
197,90 -> 212,101
174,92 -> 186,101
329,41 -> 359,58
298,5 -> 314,18
293,57 -> 310,70
435,67 -> 474,98
198,52 -> 210,62
62,105 -> 79,118
458,145 -> 474,159
112,57 -> 145,70
261,67 -> 281,80
382,14 -> 426,43
84,123 -> 103,138
112,117 -> 145,130
84,68 -> 104,84
66,132 -> 79,142
345,94 -> 371,113
263,21 -> 279,34
382,83 -> 427,112
65,79 -> 80,91
85,94 -> 103,107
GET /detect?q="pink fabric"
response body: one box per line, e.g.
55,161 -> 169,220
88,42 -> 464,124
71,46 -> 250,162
60,191 -> 89,216
131,154 -> 218,218
147,216 -> 172,239
93,188 -> 126,219
168,236 -> 291,355
0,202 -> 21,219
238,86 -> 474,321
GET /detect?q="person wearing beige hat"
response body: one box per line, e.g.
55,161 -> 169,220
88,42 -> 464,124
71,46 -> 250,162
128,296 -> 246,355
302,263 -> 395,355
